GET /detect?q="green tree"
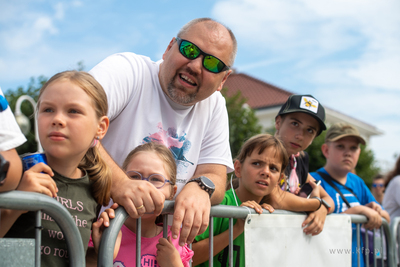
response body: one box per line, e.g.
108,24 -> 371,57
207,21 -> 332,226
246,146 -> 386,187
306,131 -> 380,188
5,76 -> 48,155
221,88 -> 263,160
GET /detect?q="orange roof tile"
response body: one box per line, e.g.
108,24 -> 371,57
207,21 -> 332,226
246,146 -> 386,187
223,72 -> 293,109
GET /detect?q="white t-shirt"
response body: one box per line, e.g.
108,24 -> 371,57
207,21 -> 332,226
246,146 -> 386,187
0,87 -> 27,152
90,52 -> 233,195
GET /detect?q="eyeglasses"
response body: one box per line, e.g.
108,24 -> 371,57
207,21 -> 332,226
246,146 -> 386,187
372,183 -> 384,188
127,171 -> 173,188
176,37 -> 230,73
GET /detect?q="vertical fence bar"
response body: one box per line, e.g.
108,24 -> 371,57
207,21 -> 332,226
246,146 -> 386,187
373,228 -> 377,267
35,211 -> 42,267
163,215 -> 168,239
365,227 -> 369,267
380,226 -> 384,267
229,218 -> 233,267
136,218 -> 141,267
209,215 -> 214,267
357,223 -> 361,267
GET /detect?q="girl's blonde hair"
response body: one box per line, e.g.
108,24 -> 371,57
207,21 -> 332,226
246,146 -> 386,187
122,142 -> 177,186
37,70 -> 111,206
229,134 -> 289,190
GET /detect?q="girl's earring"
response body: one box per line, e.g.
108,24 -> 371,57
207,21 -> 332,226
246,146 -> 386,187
91,136 -> 100,148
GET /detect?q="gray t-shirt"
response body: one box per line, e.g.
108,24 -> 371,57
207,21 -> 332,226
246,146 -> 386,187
383,175 -> 400,222
5,169 -> 99,266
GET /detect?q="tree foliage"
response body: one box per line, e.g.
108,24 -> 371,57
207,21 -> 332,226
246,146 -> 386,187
306,131 -> 381,188
5,76 -> 48,155
221,87 -> 263,160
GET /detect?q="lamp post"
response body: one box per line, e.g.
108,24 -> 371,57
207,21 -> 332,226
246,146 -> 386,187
14,95 -> 43,153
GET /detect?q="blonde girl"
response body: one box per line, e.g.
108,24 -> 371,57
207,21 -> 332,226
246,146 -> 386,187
1,71 -> 112,266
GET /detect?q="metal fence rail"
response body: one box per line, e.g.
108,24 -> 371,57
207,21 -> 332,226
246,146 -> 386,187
390,216 -> 400,266
99,201 -> 396,267
0,191 -> 86,267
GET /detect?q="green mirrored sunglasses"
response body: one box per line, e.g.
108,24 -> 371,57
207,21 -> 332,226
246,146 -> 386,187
176,37 -> 230,73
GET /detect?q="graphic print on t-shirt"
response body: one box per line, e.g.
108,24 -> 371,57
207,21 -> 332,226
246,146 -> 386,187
143,123 -> 193,181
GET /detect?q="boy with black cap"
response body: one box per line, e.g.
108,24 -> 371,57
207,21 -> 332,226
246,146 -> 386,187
311,122 -> 390,267
263,94 -> 334,236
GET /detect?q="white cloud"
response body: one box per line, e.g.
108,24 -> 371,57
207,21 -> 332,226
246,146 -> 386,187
212,0 -> 400,169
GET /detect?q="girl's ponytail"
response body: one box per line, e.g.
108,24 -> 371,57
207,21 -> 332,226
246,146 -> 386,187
80,145 -> 111,206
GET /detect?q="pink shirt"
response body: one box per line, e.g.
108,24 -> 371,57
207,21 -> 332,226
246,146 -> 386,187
113,225 -> 193,267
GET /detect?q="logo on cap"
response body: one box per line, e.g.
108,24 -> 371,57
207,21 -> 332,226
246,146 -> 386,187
300,96 -> 318,114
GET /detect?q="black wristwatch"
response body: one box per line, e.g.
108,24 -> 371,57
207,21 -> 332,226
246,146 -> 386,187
321,198 -> 331,212
311,196 -> 331,212
311,196 -> 322,210
187,176 -> 215,198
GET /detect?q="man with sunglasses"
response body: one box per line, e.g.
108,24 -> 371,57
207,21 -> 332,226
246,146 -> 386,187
371,174 -> 385,204
89,18 -> 237,247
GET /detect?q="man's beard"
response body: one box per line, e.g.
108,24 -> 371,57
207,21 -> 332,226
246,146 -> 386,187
166,77 -> 197,105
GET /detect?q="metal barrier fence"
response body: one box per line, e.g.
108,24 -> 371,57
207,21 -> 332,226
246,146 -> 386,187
390,216 -> 400,266
99,200 -> 396,267
0,191 -> 86,267
0,193 -> 398,267
351,214 -> 393,267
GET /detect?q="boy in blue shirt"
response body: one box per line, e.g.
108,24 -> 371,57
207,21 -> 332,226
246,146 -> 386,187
311,122 -> 390,267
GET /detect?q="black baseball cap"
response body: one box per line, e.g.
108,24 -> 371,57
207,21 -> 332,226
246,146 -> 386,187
276,94 -> 326,136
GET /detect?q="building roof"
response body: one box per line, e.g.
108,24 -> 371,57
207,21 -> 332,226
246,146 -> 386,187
223,71 -> 383,137
223,72 -> 293,109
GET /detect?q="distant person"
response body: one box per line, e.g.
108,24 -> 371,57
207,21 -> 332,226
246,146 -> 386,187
193,134 -> 324,267
371,174 -> 385,204
1,71 -> 117,266
269,94 -> 334,235
311,122 -> 390,267
89,17 -> 237,246
383,155 -> 400,222
0,87 -> 26,192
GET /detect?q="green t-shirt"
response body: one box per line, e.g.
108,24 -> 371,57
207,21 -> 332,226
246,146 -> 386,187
5,169 -> 99,267
194,189 -> 245,267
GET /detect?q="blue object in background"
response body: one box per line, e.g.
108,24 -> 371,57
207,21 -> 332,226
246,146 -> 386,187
0,95 -> 9,112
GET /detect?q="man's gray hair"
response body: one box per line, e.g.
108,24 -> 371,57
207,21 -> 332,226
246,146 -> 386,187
177,18 -> 237,67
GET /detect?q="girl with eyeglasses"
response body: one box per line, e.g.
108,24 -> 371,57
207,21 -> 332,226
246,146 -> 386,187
111,142 -> 193,267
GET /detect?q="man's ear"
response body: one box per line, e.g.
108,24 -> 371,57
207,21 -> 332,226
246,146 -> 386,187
321,143 -> 329,159
217,70 -> 232,92
234,160 -> 242,179
162,38 -> 176,60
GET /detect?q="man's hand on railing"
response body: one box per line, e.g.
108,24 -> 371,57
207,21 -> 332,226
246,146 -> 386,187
172,181 -> 211,247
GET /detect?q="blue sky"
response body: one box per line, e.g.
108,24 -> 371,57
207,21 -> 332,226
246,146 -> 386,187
1,0 -> 399,171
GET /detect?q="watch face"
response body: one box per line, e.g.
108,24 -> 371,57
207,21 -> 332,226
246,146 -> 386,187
200,176 -> 215,189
